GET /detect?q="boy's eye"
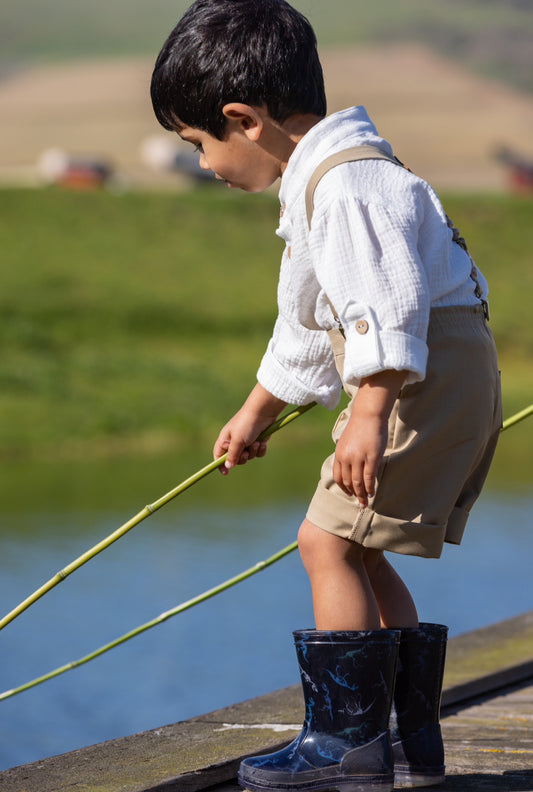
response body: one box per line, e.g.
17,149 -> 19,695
194,144 -> 204,154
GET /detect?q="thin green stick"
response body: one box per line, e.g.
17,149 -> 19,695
0,403 -> 316,632
0,540 -> 298,702
502,403 -> 533,431
0,401 -> 532,702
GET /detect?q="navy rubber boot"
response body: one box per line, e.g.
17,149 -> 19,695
238,629 -> 400,792
391,623 -> 448,789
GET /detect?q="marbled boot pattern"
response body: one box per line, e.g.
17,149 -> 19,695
238,629 -> 400,792
391,623 -> 448,789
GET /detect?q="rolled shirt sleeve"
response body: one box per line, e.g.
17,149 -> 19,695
257,311 -> 343,410
309,189 -> 431,385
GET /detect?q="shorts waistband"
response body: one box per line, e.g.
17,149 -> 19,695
427,304 -> 488,336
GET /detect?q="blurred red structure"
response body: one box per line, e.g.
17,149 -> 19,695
495,146 -> 533,195
38,148 -> 112,190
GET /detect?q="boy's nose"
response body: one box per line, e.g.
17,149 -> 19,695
199,153 -> 210,170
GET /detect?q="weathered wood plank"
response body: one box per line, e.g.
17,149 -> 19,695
444,611 -> 533,691
215,684 -> 533,791
0,687 -> 304,792
1,612 -> 532,792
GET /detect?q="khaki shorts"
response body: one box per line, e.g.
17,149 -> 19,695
306,306 -> 502,559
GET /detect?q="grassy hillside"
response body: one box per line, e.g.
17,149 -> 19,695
0,186 -> 532,488
0,187 -> 280,458
1,1 -> 533,93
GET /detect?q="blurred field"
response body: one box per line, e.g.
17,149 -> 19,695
2,0 -> 533,93
1,45 -> 533,191
1,4 -> 532,482
0,187 -> 532,487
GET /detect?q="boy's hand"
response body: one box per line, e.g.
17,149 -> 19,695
213,384 -> 287,475
333,369 -> 406,507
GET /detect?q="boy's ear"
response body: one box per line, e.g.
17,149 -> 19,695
222,103 -> 263,141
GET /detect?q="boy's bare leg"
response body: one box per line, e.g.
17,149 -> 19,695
298,518 -> 418,630
363,548 -> 419,628
298,518 -> 380,630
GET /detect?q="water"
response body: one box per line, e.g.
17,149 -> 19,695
0,454 -> 532,772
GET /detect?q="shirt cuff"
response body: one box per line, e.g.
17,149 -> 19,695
257,345 -> 342,410
342,304 -> 428,384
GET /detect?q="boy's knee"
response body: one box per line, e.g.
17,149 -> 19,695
298,518 -> 363,568
297,518 -> 316,560
298,518 -> 332,569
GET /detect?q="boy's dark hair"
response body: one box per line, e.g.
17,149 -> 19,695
151,0 -> 326,139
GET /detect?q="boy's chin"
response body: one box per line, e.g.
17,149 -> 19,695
245,178 -> 280,194
218,172 -> 278,192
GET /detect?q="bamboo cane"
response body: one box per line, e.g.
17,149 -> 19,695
502,403 -> 533,431
0,402 -> 531,703
0,402 -> 316,632
0,540 -> 298,702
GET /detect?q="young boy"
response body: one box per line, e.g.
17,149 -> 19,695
151,1 -> 502,790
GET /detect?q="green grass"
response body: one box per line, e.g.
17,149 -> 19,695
0,186 -> 281,457
0,186 -> 531,488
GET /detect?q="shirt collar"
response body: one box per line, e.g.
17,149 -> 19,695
279,106 -> 394,209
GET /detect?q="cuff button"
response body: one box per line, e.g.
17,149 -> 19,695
355,319 -> 369,335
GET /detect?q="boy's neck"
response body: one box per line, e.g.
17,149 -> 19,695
265,113 -> 323,175
283,113 -> 323,142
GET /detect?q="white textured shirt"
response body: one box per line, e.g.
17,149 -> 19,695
257,106 -> 488,410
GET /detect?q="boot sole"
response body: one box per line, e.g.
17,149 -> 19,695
238,772 -> 395,792
393,769 -> 445,788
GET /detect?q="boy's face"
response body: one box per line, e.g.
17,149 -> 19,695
177,112 -> 284,193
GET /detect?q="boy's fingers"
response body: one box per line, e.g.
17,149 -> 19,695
353,477 -> 368,508
354,462 -> 377,507
364,473 -> 376,498
257,441 -> 268,458
244,441 -> 258,461
213,430 -> 230,459
215,432 -> 269,476
213,435 -> 237,474
333,457 -> 371,507
245,440 -> 268,461
225,439 -> 249,470
333,458 -> 355,498
363,456 -> 379,497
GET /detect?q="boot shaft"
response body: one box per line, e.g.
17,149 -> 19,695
294,629 -> 400,746
393,623 -> 448,733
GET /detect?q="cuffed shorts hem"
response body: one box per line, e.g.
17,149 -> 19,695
306,498 -> 446,559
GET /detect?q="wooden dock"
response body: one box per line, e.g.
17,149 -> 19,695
1,611 -> 533,792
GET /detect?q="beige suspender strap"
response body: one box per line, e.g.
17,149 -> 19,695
305,144 -> 489,322
305,145 -> 400,328
305,145 -> 400,230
